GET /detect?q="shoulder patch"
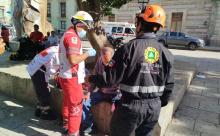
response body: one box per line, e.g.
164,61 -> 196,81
144,47 -> 159,64
71,37 -> 78,44
39,49 -> 49,57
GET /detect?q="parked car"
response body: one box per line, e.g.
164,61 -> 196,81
158,32 -> 205,50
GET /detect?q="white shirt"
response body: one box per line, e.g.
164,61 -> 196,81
27,46 -> 60,82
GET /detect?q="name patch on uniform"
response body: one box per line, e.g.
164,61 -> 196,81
144,47 -> 159,64
39,49 -> 48,57
71,37 -> 78,44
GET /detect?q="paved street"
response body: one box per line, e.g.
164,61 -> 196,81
165,48 -> 220,136
0,48 -> 220,136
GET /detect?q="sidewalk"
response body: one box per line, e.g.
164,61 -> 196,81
165,72 -> 220,136
198,46 -> 220,52
165,50 -> 220,136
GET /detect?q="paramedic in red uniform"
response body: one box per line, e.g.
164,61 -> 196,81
58,11 -> 96,136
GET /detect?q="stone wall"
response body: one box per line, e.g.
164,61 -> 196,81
162,0 -> 213,40
210,1 -> 220,47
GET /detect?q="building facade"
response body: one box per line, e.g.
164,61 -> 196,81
47,0 -> 78,31
104,0 -> 220,46
0,0 -> 12,24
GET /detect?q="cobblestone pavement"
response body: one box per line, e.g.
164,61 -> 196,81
0,48 -> 220,136
165,48 -> 220,136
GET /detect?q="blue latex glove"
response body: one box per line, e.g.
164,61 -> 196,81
86,48 -> 96,57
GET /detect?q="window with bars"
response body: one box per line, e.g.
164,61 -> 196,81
60,21 -> 66,30
108,14 -> 115,22
60,2 -> 66,17
47,3 -> 51,17
0,7 -> 4,19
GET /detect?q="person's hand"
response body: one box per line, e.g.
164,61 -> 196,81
86,48 -> 96,57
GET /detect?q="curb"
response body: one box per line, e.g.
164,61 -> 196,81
197,47 -> 220,52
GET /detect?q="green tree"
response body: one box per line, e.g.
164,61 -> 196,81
78,0 -> 133,21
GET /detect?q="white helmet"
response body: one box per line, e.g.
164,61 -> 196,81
71,11 -> 93,28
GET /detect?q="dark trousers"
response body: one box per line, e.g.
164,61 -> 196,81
5,41 -> 9,48
110,98 -> 161,136
31,68 -> 50,107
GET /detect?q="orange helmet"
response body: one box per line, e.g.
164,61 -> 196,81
140,5 -> 166,28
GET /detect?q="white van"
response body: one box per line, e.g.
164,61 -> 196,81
101,22 -> 136,42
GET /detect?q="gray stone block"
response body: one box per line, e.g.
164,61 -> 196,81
198,110 -> 219,125
176,106 -> 200,119
171,115 -> 196,130
165,125 -> 200,136
187,85 -> 204,95
180,94 -> 201,109
201,132 -> 220,136
202,91 -> 220,99
202,88 -> 219,94
194,120 -> 220,135
199,101 -> 220,114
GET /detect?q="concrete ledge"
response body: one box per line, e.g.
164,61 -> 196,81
0,52 -> 197,135
198,46 -> 220,52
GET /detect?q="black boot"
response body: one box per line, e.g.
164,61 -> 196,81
34,108 -> 41,117
61,119 -> 68,135
40,109 -> 57,120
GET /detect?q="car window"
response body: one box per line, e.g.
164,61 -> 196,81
117,27 -> 123,33
179,33 -> 185,37
125,28 -> 134,34
112,27 -> 117,33
170,32 -> 177,36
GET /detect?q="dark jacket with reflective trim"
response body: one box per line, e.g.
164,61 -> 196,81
90,33 -> 174,106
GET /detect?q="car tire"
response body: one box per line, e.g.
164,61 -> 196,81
188,43 -> 197,50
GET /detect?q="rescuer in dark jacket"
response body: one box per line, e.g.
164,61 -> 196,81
90,5 -> 174,136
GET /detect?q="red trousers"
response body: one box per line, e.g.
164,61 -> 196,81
59,77 -> 83,134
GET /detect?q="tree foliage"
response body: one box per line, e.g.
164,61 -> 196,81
78,0 -> 133,21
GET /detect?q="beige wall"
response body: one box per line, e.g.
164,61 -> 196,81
162,0 -> 213,39
0,0 -> 12,24
47,0 -> 78,31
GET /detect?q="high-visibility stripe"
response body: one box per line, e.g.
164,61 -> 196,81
119,84 -> 165,93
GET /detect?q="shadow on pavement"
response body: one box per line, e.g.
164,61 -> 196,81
0,94 -> 62,136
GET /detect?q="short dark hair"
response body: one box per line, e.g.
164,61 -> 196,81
140,21 -> 161,33
34,24 -> 39,28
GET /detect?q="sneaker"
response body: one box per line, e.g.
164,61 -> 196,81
40,109 -> 57,120
34,108 -> 41,117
